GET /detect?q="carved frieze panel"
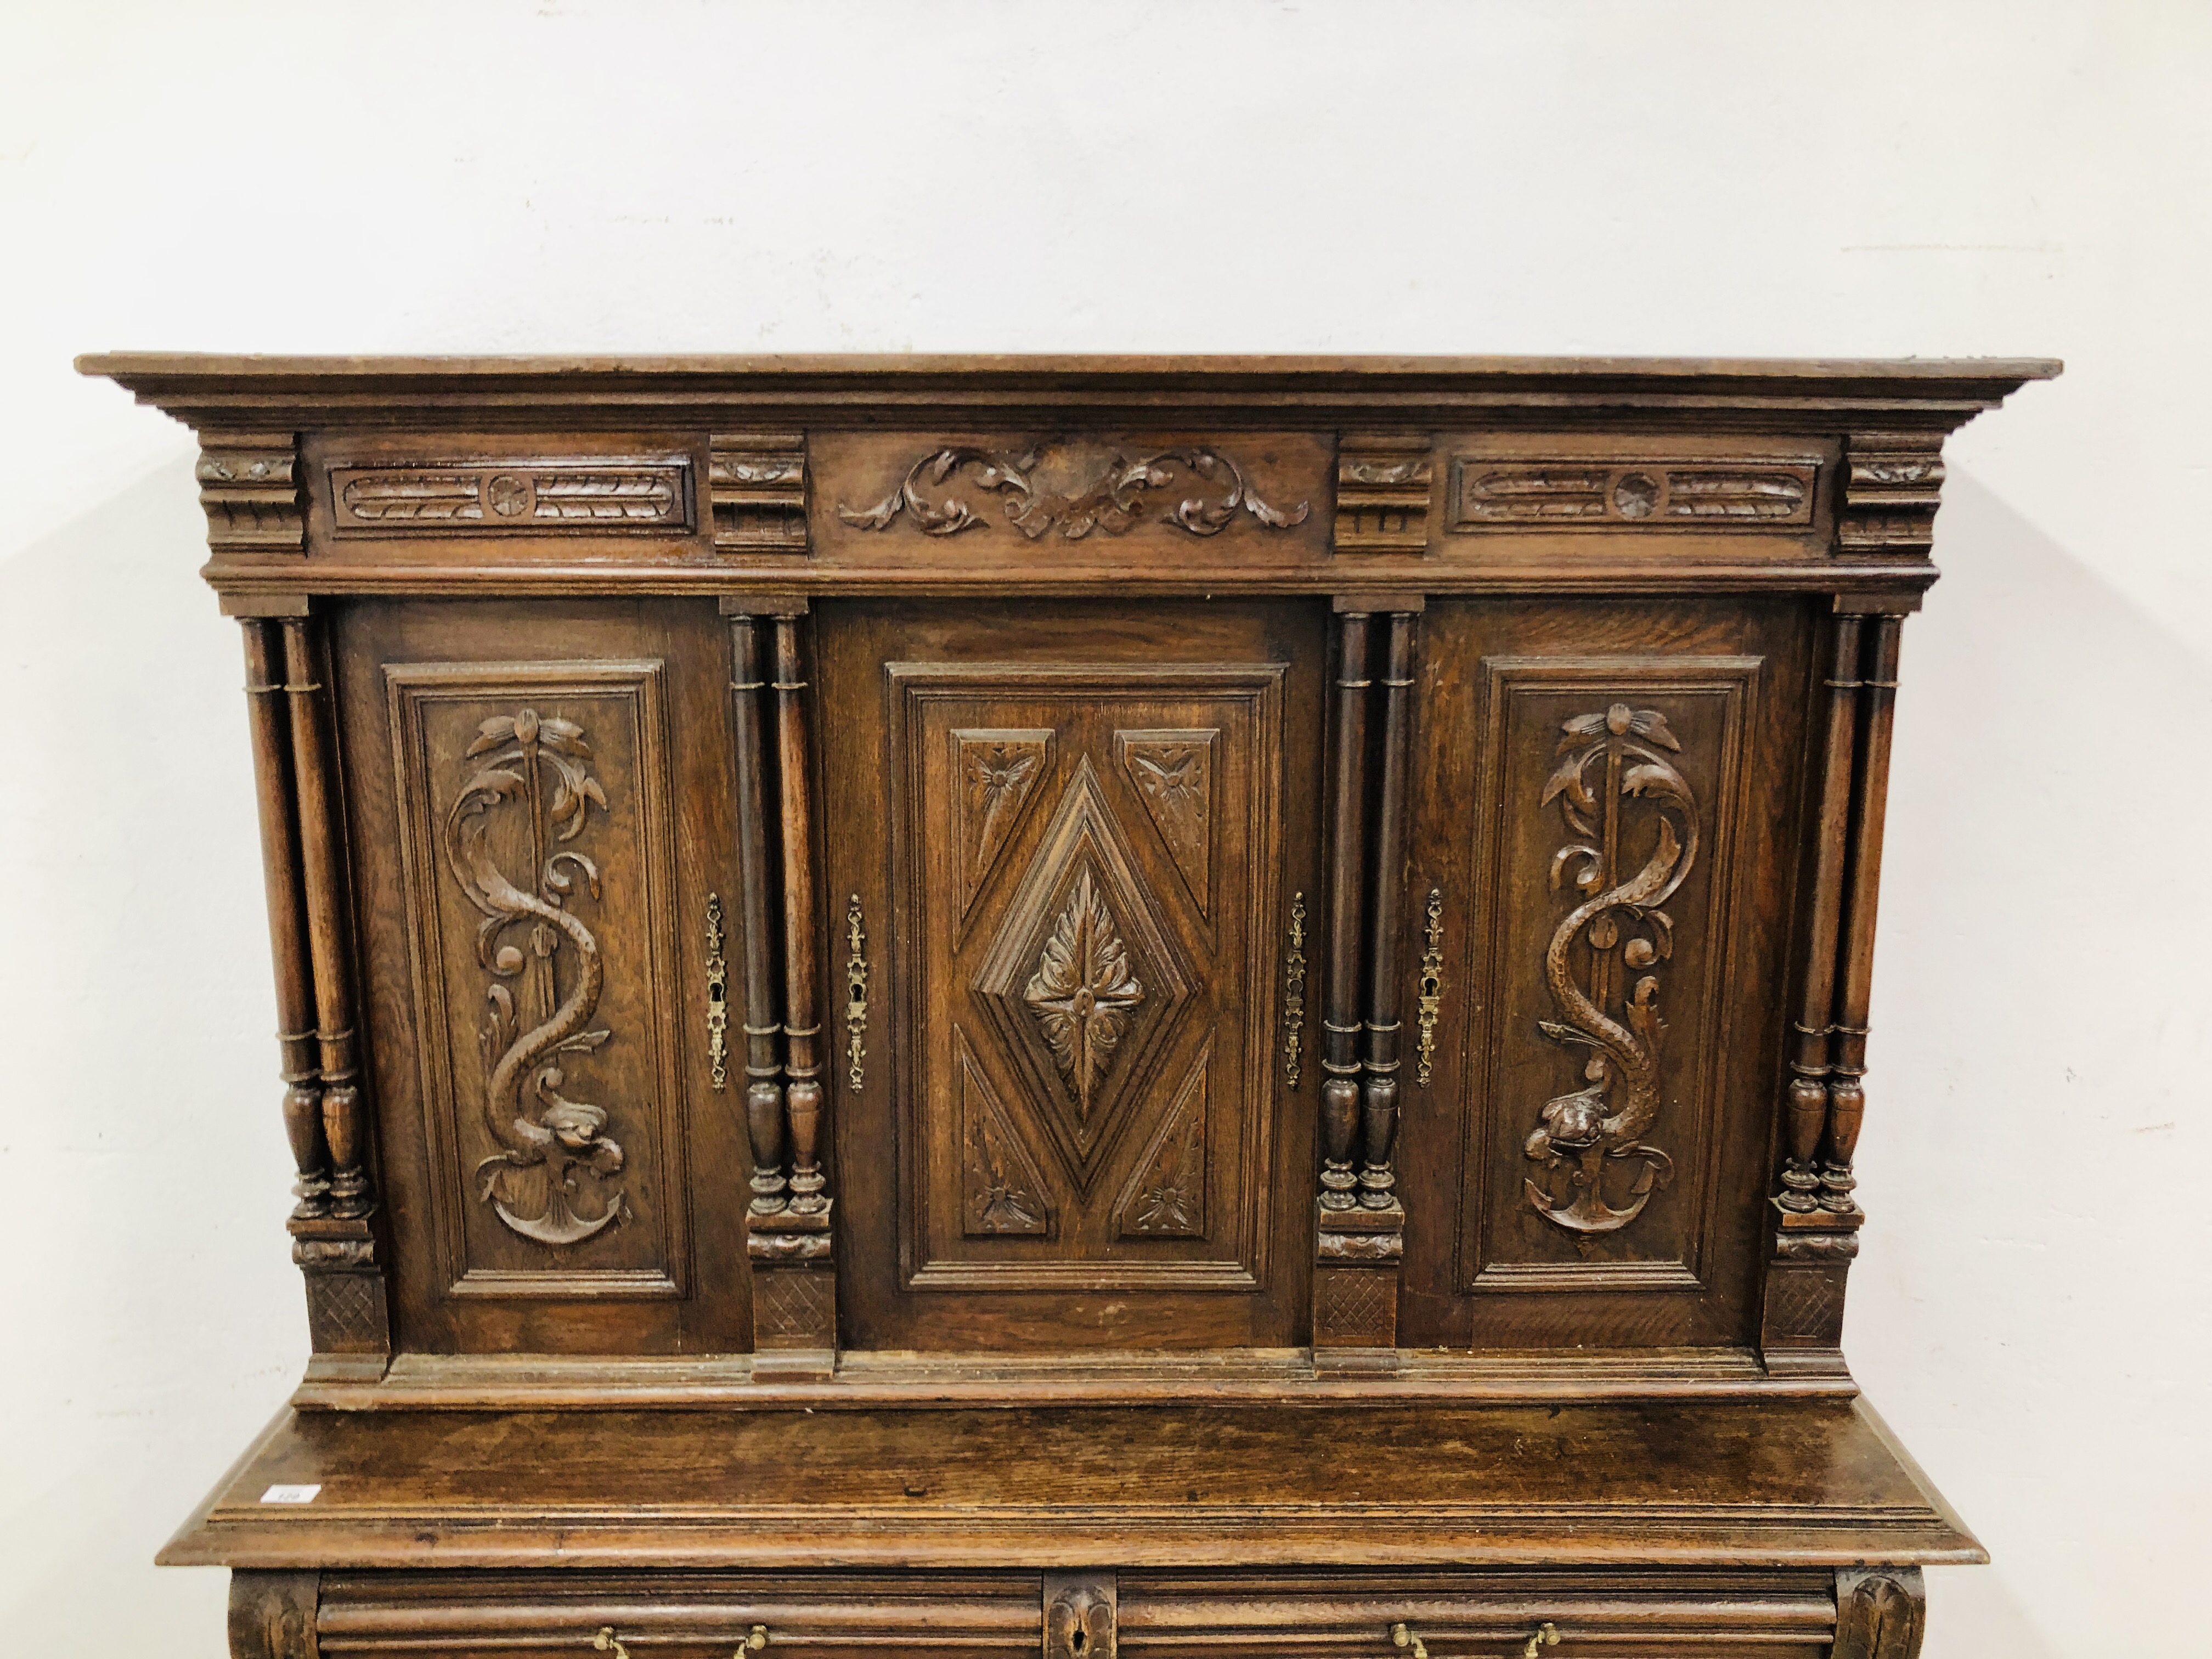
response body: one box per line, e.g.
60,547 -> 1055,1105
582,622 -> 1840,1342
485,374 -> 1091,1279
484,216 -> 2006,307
329,458 -> 693,535
387,659 -> 687,1298
840,438 -> 1308,540
1116,728 -> 1216,919
1451,457 -> 1816,532
811,432 -> 1330,563
1459,653 -> 1758,1294
888,660 -> 1285,1292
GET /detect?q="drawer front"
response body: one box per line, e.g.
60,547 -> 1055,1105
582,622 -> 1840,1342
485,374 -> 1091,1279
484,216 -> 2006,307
1119,1572 -> 1836,1659
315,1572 -> 1043,1659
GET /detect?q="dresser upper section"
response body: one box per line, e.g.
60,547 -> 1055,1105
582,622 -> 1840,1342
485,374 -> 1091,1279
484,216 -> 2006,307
78,353 -> 2058,609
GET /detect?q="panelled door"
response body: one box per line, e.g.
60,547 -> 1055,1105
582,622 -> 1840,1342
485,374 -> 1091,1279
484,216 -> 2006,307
337,598 -> 750,1355
820,600 -> 1324,1351
1396,596 -> 1818,1351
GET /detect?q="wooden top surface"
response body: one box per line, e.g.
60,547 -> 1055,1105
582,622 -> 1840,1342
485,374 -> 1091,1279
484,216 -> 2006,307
163,1397 -> 1981,1571
77,352 -> 2059,430
78,351 -> 2063,381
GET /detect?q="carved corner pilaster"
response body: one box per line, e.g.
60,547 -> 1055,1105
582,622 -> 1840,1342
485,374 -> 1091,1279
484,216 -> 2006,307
711,431 -> 810,554
1313,1200 -> 1403,1363
748,1204 -> 837,1376
1332,436 -> 1434,554
1758,1215 -> 1861,1378
1833,1566 -> 1927,1659
228,1570 -> 320,1659
1043,1573 -> 1117,1659
289,1213 -> 391,1376
1836,432 -> 1946,555
199,431 -> 306,557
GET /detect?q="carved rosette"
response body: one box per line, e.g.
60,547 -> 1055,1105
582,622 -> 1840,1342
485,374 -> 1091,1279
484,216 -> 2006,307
839,439 -> 1308,540
1522,703 -> 1699,1234
445,708 -> 629,1245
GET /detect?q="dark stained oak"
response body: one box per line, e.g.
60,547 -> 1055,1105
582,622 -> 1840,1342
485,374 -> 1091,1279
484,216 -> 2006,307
81,353 -> 2056,1659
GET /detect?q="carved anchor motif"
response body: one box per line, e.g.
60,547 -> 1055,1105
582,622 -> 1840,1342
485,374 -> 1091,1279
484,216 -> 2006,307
446,707 -> 628,1245
1522,703 -> 1698,1233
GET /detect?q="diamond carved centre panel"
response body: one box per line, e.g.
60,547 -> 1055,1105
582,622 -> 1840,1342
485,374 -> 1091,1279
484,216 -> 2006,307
973,758 -> 1192,1192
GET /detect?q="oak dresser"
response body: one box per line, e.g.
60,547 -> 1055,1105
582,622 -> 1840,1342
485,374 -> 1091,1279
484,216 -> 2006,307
79,353 -> 2059,1659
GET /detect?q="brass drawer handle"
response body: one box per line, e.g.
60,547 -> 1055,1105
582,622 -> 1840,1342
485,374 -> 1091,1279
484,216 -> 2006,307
595,1623 -> 766,1658
1393,1622 -> 1559,1659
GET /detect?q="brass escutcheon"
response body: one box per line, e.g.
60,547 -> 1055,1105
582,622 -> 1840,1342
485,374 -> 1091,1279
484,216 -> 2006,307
1523,1624 -> 1560,1658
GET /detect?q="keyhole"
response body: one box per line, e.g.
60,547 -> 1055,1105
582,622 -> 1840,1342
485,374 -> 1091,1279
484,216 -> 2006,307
1071,1631 -> 1087,1656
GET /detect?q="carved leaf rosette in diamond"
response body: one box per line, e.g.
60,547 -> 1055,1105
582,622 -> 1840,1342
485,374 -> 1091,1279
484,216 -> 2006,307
972,759 -> 1193,1192
445,708 -> 628,1245
1522,703 -> 1699,1233
839,439 -> 1309,540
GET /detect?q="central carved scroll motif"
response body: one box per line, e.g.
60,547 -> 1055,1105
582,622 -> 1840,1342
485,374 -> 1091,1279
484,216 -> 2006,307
1024,870 -> 1144,1121
1522,703 -> 1699,1234
445,708 -> 628,1246
838,439 -> 1309,540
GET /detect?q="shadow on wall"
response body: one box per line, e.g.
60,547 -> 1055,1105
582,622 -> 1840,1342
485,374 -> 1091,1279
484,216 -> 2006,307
1858,468 -> 2212,1658
1,455 -> 297,1657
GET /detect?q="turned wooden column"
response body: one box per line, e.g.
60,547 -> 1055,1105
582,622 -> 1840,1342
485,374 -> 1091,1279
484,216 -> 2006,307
277,612 -> 390,1369
1313,599 -> 1413,1358
737,600 -> 837,1372
240,619 -> 326,1220
1317,609 -> 1372,1214
1778,614 -> 1864,1211
1761,606 -> 1905,1370
1826,613 -> 1905,1215
725,611 -> 787,1216
1358,608 -> 1418,1210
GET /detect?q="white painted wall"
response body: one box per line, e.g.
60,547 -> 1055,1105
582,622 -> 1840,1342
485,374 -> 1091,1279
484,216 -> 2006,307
2,2 -> 2200,1651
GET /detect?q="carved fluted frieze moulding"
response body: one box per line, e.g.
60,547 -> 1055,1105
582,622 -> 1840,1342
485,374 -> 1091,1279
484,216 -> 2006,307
710,431 -> 809,553
198,430 -> 306,555
1837,431 -> 1948,553
1453,456 -> 1816,531
328,458 -> 693,534
838,438 -> 1310,540
1523,703 -> 1699,1234
1333,435 -> 1435,553
447,707 -> 629,1247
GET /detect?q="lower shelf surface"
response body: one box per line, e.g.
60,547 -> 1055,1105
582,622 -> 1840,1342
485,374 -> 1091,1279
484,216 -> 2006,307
169,1396 -> 1979,1572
